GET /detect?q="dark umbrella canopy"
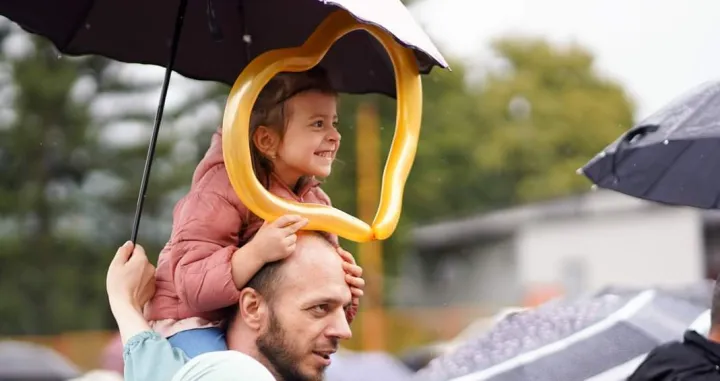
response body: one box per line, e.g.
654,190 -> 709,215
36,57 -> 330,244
0,0 -> 447,98
581,81 -> 720,209
0,0 -> 448,243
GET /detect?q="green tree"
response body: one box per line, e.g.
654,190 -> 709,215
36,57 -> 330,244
0,21 -> 195,334
472,38 -> 635,202
323,37 -> 634,279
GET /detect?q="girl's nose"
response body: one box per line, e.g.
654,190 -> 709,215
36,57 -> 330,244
327,128 -> 341,142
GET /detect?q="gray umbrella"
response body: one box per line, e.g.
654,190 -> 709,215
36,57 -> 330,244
326,350 -> 414,381
581,81 -> 720,209
0,340 -> 81,380
414,290 -> 706,381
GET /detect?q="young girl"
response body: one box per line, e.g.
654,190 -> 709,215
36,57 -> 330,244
145,68 -> 363,358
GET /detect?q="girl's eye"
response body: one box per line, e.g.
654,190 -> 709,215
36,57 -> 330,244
332,121 -> 339,128
311,120 -> 324,128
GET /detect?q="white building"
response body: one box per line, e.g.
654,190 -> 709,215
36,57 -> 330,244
394,190 -> 720,309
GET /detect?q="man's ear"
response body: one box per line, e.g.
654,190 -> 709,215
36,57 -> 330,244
239,288 -> 267,331
252,126 -> 280,159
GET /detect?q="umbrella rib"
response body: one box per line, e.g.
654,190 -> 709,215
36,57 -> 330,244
61,0 -> 98,50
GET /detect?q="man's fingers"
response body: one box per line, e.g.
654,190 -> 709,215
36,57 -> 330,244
128,244 -> 148,263
111,241 -> 134,265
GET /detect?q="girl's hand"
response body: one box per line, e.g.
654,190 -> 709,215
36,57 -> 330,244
250,214 -> 309,263
337,247 -> 365,299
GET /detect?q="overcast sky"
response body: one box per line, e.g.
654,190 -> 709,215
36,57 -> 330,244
413,0 -> 720,119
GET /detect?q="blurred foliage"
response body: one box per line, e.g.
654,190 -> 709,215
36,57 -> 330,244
0,18 -> 634,334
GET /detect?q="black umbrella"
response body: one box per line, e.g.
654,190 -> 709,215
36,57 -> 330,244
0,0 -> 448,242
581,81 -> 720,209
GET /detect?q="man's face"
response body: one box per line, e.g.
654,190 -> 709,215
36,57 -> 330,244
256,236 -> 353,381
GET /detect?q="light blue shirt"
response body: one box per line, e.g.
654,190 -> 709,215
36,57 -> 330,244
123,331 -> 189,381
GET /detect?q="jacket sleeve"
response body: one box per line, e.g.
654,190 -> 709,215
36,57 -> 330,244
171,188 -> 243,314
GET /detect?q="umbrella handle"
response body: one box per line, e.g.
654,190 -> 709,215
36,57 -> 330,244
611,124 -> 659,181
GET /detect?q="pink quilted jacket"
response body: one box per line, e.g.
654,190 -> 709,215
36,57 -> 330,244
145,128 -> 357,324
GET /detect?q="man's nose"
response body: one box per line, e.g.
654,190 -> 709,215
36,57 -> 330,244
327,309 -> 352,340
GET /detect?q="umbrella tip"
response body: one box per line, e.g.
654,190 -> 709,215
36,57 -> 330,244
575,168 -> 584,175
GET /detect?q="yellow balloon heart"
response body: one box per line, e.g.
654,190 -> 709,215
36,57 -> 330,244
222,9 -> 422,242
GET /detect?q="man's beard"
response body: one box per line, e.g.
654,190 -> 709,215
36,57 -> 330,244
256,310 -> 327,381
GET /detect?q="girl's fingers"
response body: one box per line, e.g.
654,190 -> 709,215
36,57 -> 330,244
351,288 -> 364,297
342,262 -> 363,277
337,248 -> 356,265
345,274 -> 365,289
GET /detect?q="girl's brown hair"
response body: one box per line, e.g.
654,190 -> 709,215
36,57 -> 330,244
249,67 -> 337,189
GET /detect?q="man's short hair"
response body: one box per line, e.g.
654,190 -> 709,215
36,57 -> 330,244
245,231 -> 335,303
246,260 -> 284,303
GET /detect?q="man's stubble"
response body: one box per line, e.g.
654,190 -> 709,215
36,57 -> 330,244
256,308 -> 329,381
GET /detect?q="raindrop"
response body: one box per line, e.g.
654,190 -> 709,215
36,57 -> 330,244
591,185 -> 598,191
85,23 -> 91,30
57,53 -> 63,59
663,139 -> 669,145
598,151 -> 606,158
243,34 -> 252,44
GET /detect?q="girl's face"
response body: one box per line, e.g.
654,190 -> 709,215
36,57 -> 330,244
255,90 -> 340,187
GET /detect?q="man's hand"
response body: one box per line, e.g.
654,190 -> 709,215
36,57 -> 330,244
106,241 -> 156,313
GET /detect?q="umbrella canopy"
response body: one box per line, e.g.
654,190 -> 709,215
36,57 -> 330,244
0,0 -> 447,98
0,340 -> 81,380
581,81 -> 720,209
0,0 -> 449,243
415,290 -> 706,381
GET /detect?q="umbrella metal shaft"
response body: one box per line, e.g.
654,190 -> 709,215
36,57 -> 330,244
130,0 -> 188,244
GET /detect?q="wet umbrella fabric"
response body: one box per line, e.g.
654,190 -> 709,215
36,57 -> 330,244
414,290 -> 706,381
0,340 -> 81,380
0,0 -> 448,242
582,81 -> 720,209
0,0 -> 447,97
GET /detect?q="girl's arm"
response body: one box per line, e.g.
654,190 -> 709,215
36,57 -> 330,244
171,169 -> 250,313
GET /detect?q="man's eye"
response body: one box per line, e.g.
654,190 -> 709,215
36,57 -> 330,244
311,304 -> 330,314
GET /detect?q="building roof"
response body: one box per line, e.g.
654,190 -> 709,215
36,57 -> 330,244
411,190 -> 720,249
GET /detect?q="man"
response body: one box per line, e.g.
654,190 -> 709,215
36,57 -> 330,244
225,232 -> 354,381
627,281 -> 720,380
108,232 -> 355,381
